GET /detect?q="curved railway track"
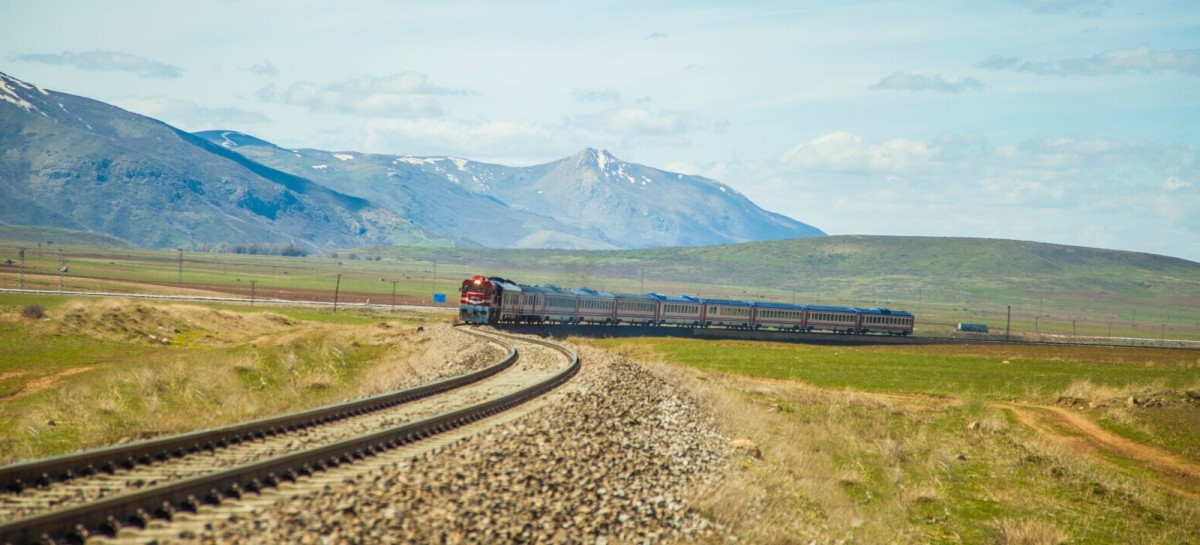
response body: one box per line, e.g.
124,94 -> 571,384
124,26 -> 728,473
0,327 -> 578,545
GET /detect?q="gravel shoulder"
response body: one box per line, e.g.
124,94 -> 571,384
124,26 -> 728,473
164,333 -> 732,544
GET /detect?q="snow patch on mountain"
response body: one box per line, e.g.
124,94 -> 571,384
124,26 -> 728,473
333,153 -> 355,161
219,131 -> 239,148
0,75 -> 39,113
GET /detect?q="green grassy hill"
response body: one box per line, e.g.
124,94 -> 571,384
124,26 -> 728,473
0,226 -> 131,248
359,235 -> 1200,339
362,235 -> 1199,299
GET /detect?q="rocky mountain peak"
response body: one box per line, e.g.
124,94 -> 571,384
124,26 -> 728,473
570,147 -> 622,172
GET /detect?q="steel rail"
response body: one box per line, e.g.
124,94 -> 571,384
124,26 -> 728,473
0,329 -> 515,494
0,329 -> 578,545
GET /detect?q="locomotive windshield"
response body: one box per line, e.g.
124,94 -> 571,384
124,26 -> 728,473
461,276 -> 493,295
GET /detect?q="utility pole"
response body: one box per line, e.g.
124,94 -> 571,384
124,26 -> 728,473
18,247 -> 26,289
1006,305 -> 1011,341
58,258 -> 66,294
431,259 -> 438,301
333,273 -> 342,313
249,280 -> 257,305
1072,319 -> 1077,337
390,280 -> 398,310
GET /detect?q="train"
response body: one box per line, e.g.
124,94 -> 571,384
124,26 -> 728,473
459,275 -> 915,336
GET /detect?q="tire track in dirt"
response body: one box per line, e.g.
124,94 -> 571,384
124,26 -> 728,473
1,367 -> 94,400
1000,402 -> 1200,500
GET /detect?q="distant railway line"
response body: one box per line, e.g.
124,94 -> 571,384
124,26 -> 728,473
0,328 -> 578,544
499,323 -> 1200,350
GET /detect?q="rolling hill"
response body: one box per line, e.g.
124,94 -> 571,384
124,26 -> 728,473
353,235 -> 1200,316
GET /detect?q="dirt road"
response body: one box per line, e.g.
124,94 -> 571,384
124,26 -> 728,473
1001,402 -> 1200,500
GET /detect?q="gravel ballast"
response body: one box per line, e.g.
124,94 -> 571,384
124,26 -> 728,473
188,337 -> 731,544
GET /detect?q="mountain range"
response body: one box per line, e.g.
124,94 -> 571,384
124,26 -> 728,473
0,71 -> 823,251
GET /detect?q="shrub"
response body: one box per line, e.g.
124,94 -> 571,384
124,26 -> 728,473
21,304 -> 45,319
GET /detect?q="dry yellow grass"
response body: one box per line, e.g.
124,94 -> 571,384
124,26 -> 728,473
636,357 -> 1200,544
988,517 -> 1066,545
1,299 -> 486,463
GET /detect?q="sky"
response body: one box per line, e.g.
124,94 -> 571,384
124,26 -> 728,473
2,0 -> 1198,261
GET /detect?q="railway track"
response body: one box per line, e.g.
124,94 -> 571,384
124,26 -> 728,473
501,323 -> 1200,350
0,327 -> 578,545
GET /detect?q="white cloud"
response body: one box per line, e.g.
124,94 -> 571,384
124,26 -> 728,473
108,95 -> 268,130
780,132 -> 937,174
572,88 -> 621,103
1165,176 -> 1191,191
248,60 -> 278,76
574,106 -> 693,136
978,47 -> 1200,77
870,72 -> 984,93
1013,0 -> 1111,16
271,73 -> 469,117
14,50 -> 181,78
726,131 -> 1200,257
362,117 -> 561,161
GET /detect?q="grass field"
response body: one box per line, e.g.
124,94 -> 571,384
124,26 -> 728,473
594,337 -> 1200,544
0,293 -> 457,463
592,338 -> 1200,402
